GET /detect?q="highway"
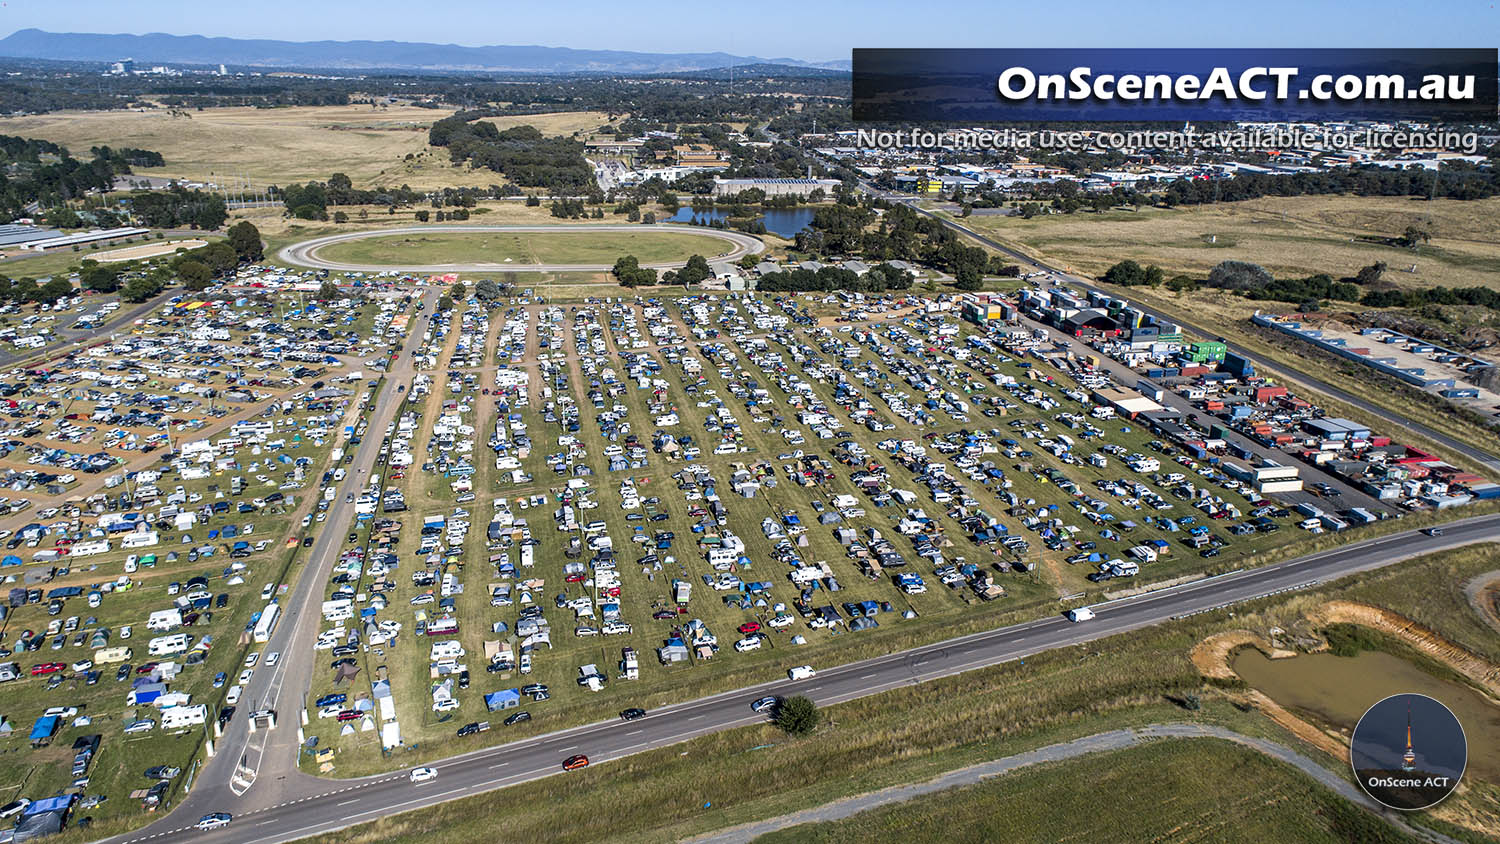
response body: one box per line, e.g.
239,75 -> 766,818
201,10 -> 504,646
99,511 -> 1500,844
278,225 -> 765,274
883,195 -> 1500,472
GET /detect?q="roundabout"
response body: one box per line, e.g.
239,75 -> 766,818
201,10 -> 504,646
277,224 -> 764,273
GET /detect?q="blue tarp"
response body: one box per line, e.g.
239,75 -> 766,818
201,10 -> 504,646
484,689 -> 520,711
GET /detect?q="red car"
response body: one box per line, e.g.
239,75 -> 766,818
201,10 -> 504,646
562,755 -> 589,771
565,573 -> 585,583
737,621 -> 761,635
31,662 -> 64,676
336,710 -> 360,722
598,585 -> 621,598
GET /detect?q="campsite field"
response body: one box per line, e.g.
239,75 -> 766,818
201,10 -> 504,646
0,106 -> 612,190
298,544 -> 1500,844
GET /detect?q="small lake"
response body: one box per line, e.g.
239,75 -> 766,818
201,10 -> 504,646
1233,648 -> 1500,782
666,207 -> 815,239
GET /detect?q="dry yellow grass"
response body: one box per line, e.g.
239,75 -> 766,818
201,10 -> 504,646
0,105 -> 613,191
963,195 -> 1500,289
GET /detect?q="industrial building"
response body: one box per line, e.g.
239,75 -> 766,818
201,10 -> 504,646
711,178 -> 841,198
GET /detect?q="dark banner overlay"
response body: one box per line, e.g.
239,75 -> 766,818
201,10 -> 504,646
853,48 -> 1498,122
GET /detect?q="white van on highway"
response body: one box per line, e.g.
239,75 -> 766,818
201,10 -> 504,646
1066,607 -> 1096,622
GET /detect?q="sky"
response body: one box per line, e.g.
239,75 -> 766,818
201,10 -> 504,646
0,0 -> 1492,63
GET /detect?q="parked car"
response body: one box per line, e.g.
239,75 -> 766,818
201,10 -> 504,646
503,710 -> 531,726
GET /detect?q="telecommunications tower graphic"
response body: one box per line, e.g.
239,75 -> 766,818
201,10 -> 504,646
1401,705 -> 1417,773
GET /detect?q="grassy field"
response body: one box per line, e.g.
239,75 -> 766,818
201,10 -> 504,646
311,229 -> 738,267
959,195 -> 1500,290
758,738 -> 1416,844
291,542 -> 1500,844
295,291 -> 1386,779
0,106 -> 611,190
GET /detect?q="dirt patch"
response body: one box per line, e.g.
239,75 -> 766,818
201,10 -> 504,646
1307,599 -> 1500,698
1464,570 -> 1500,638
95,239 -> 207,263
1190,630 -> 1292,681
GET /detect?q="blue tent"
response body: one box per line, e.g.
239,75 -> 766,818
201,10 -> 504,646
484,689 -> 520,711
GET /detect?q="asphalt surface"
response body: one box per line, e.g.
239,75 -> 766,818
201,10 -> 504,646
113,290 -> 436,829
98,512 -> 1500,844
277,225 -> 765,274
890,197 -> 1500,472
692,723 -> 1459,844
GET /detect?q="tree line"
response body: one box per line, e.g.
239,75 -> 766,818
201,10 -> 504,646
429,114 -> 594,195
0,134 -> 163,220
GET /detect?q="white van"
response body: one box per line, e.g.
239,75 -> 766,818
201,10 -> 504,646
787,665 -> 816,681
1066,607 -> 1096,623
161,704 -> 208,729
147,609 -> 183,632
148,633 -> 191,657
429,640 -> 465,661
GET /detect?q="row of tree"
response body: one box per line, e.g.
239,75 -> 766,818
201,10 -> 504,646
757,262 -> 915,294
429,114 -> 594,194
0,134 -> 163,220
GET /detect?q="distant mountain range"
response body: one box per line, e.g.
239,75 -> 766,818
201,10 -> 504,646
0,29 -> 850,74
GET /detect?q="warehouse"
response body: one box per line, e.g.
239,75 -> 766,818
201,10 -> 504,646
711,177 -> 842,198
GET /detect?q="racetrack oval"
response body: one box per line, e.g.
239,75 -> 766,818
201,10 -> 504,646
278,224 -> 765,273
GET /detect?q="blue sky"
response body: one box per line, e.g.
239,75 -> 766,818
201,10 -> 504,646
2,0 -> 1491,63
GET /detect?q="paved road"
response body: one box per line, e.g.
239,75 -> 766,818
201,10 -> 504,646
691,723 -> 1459,844
124,290 -> 435,823
883,195 -> 1500,472
277,225 -> 765,274
97,512 -> 1500,844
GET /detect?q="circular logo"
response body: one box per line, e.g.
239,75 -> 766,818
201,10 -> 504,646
1350,693 -> 1466,811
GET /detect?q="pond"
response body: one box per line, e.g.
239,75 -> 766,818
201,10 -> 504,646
666,207 -> 815,239
1233,647 -> 1500,782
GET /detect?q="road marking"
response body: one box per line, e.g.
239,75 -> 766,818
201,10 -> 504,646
626,729 -> 643,736
488,762 -> 509,769
336,799 -> 359,807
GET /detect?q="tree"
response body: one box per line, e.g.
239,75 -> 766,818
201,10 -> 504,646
415,210 -> 430,222
37,277 -> 73,303
773,695 -> 821,736
120,276 -> 164,303
474,279 -> 501,301
451,281 -> 467,301
195,242 -> 239,277
953,267 -> 983,291
1400,224 -> 1431,249
226,221 -> 264,262
437,294 -> 455,312
178,261 -> 213,291
318,280 -> 341,300
1355,261 -> 1387,286
1207,260 -> 1272,291
1102,260 -> 1146,287
79,261 -> 121,293
333,211 -> 349,224
678,254 -> 711,286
